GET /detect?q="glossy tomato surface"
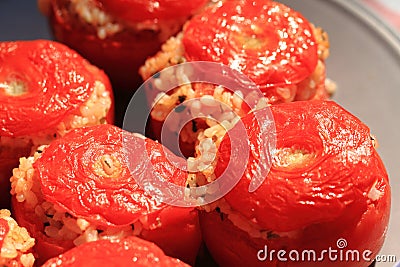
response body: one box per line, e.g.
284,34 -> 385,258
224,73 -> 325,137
0,40 -> 113,137
207,100 -> 391,266
21,124 -> 201,265
41,236 -> 190,267
183,0 -> 318,91
35,124 -> 187,227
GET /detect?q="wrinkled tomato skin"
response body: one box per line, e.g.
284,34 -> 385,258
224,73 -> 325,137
205,101 -> 391,266
12,199 -> 74,266
140,207 -> 202,266
0,40 -> 113,137
0,40 -> 112,208
183,0 -> 318,92
98,0 -> 208,23
19,125 -> 200,265
41,236 -> 190,267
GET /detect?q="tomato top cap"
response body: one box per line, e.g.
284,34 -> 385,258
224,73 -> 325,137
0,40 -> 103,137
215,100 -> 390,232
35,124 -> 188,227
41,236 -> 190,266
183,0 -> 318,91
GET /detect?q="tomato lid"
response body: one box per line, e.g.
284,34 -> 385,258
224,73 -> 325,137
41,236 -> 189,266
0,218 -> 9,249
97,0 -> 208,23
215,101 -> 388,232
35,124 -> 188,227
183,0 -> 318,91
0,40 -> 99,137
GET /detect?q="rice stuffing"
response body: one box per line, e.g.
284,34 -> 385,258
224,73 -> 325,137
0,209 -> 35,267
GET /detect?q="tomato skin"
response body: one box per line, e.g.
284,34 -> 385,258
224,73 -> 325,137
206,100 -> 391,266
0,218 -> 9,249
200,189 -> 389,267
97,0 -> 208,23
0,40 -> 112,137
216,101 -> 389,232
140,207 -> 202,266
183,0 -> 318,92
14,124 -> 201,265
35,125 -> 186,227
48,5 -> 161,91
47,0 -> 199,92
41,236 -> 190,267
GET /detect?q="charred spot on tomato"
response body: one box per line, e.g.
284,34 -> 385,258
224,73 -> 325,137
0,80 -> 28,96
92,154 -> 123,178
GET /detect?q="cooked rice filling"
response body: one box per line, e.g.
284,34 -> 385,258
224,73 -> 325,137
0,209 -> 35,267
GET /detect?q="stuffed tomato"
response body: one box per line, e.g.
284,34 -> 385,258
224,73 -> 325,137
139,0 -> 333,157
0,40 -> 113,209
41,236 -> 189,267
10,124 -> 201,266
0,209 -> 35,267
40,0 -> 208,91
196,100 -> 390,267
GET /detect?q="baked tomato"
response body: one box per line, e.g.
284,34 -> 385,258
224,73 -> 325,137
98,0 -> 208,23
0,40 -> 113,137
201,100 -> 391,267
45,0 -> 207,96
0,40 -> 113,209
12,124 -> 201,265
183,0 -> 318,92
41,236 -> 189,267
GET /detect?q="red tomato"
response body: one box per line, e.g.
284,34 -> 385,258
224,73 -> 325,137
97,0 -> 208,23
183,0 -> 318,92
47,0 -> 206,94
36,124 -> 186,227
0,40 -> 113,137
206,100 -> 391,266
0,218 -> 9,249
13,124 -> 201,265
48,3 -> 161,92
41,236 -> 190,267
